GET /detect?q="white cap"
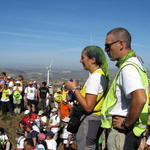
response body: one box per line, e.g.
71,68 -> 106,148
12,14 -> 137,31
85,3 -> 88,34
41,116 -> 47,123
24,110 -> 30,115
16,81 -> 21,84
62,99 -> 67,103
38,110 -> 44,116
62,117 -> 70,123
51,108 -> 57,112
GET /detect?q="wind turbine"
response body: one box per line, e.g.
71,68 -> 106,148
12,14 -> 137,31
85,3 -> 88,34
46,64 -> 52,86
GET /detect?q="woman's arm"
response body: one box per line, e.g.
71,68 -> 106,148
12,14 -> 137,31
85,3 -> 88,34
65,81 -> 97,113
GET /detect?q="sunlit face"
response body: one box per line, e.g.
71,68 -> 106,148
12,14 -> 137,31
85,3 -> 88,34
105,34 -> 121,61
80,50 -> 92,71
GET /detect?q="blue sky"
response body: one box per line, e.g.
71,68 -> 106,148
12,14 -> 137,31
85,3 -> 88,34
0,0 -> 150,70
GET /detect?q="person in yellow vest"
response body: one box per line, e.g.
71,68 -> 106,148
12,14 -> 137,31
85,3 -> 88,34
62,88 -> 68,102
53,88 -> 63,109
101,27 -> 149,150
13,81 -> 23,114
0,83 -> 13,117
65,46 -> 109,150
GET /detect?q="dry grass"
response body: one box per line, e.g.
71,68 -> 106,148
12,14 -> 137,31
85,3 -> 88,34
0,113 -> 23,146
0,113 -> 76,150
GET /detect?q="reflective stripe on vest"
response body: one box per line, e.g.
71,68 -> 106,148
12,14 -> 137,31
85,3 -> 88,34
13,91 -> 22,100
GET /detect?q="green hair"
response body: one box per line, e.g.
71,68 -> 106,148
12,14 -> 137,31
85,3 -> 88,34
84,45 -> 109,80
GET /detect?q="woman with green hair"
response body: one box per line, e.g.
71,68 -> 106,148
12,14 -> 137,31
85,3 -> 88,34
65,45 -> 109,150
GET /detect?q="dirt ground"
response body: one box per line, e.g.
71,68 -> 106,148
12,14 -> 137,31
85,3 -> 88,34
0,113 -> 22,146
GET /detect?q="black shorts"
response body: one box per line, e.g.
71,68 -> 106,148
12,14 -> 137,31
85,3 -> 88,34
27,99 -> 37,105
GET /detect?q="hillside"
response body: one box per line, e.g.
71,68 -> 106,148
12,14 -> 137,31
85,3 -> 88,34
0,113 -> 23,146
0,68 -> 88,85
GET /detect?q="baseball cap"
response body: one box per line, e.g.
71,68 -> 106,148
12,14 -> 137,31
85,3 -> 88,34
30,113 -> 37,120
28,81 -> 33,84
38,110 -> 44,116
51,108 -> 57,112
46,131 -> 54,137
24,110 -> 30,115
62,99 -> 67,103
56,88 -> 61,92
16,81 -> 21,84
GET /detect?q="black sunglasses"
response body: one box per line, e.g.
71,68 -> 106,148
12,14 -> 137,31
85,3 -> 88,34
105,40 -> 120,51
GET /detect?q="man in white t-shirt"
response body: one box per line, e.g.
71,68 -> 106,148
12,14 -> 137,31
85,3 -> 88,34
61,117 -> 75,149
48,108 -> 60,140
0,128 -> 11,150
102,27 -> 149,150
16,128 -> 25,150
24,81 -> 37,112
45,131 -> 57,150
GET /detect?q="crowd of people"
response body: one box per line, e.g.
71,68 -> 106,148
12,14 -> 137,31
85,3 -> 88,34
0,27 -> 150,150
0,71 -> 78,150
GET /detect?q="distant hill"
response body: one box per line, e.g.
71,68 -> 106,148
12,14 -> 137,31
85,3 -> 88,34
0,68 -> 149,86
0,68 -> 88,85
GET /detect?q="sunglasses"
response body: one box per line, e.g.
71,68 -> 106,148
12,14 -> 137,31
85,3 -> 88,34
105,40 -> 120,51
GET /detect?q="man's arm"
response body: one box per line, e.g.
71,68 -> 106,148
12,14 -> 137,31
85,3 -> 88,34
113,89 -> 147,129
48,122 -> 60,129
37,89 -> 41,101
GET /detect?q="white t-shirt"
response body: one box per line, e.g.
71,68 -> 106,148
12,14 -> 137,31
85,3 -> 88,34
45,139 -> 57,150
36,144 -> 45,150
8,81 -> 14,88
35,118 -> 41,128
61,125 -> 73,144
85,68 -> 105,95
32,124 -> 40,133
1,89 -> 11,102
16,136 -> 25,149
0,134 -> 8,144
25,86 -> 37,100
110,57 -> 145,116
49,114 -> 60,134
